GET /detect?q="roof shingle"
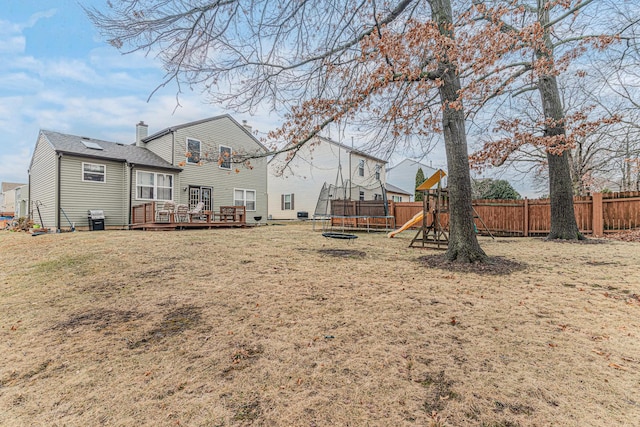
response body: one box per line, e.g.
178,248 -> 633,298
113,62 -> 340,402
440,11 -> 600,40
41,130 -> 180,171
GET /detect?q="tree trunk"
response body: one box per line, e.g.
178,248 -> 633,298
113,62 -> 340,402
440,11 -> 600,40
431,0 -> 488,262
536,1 -> 583,240
538,74 -> 584,240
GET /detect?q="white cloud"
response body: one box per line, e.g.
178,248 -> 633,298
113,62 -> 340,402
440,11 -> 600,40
0,148 -> 32,185
0,36 -> 26,54
44,58 -> 102,85
0,72 -> 45,92
0,9 -> 56,55
25,9 -> 57,29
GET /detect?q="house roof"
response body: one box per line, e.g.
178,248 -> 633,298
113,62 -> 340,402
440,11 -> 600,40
316,135 -> 388,164
386,158 -> 437,174
267,134 -> 387,165
1,182 -> 26,192
385,182 -> 412,195
41,130 -> 181,171
143,114 -> 268,152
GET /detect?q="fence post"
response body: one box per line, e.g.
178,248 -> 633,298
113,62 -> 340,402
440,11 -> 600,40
592,193 -> 603,237
523,198 -> 529,237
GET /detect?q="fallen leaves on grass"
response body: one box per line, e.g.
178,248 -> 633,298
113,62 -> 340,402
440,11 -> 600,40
606,229 -> 640,242
418,254 -> 526,275
317,248 -> 367,258
608,363 -> 627,371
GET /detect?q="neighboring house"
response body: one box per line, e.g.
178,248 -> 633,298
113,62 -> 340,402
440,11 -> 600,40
385,158 -> 441,202
14,185 -> 29,218
0,182 -> 26,216
268,135 -> 387,220
385,183 -> 412,203
28,115 -> 267,230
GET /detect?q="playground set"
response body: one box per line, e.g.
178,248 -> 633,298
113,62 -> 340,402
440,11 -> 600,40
387,170 -> 492,249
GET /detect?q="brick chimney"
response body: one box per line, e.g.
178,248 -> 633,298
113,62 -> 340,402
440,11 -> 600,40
136,121 -> 148,147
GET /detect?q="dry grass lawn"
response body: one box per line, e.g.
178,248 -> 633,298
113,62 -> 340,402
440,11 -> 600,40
1,223 -> 639,426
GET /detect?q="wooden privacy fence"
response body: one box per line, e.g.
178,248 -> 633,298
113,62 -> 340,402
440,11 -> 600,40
388,191 -> 640,237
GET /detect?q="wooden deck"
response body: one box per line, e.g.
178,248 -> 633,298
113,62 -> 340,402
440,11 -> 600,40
130,220 -> 249,231
130,202 -> 248,231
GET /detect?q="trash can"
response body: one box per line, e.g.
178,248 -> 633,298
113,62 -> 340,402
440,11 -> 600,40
88,210 -> 105,231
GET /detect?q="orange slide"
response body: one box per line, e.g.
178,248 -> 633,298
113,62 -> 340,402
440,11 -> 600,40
387,211 -> 423,238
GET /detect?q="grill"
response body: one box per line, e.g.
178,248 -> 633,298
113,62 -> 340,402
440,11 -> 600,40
88,210 -> 105,231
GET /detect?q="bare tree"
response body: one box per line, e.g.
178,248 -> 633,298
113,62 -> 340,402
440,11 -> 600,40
89,0 -> 517,262
471,76 -> 629,196
469,0 -> 637,239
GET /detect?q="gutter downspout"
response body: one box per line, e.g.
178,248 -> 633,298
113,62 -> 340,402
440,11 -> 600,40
57,153 -> 62,231
128,163 -> 134,226
171,131 -> 175,165
171,131 -> 177,203
348,149 -> 352,200
28,169 -> 32,220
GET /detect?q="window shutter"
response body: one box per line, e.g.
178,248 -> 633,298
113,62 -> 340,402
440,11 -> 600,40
291,194 -> 294,210
281,194 -> 284,210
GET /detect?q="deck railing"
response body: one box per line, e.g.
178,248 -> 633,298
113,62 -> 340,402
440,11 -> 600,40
131,202 -> 156,225
131,202 -> 247,226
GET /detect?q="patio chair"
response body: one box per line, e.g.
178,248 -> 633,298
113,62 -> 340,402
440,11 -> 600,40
188,202 -> 205,222
156,201 -> 176,222
175,204 -> 190,223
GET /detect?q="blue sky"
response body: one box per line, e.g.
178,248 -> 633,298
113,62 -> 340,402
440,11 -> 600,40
0,0 -> 276,186
0,1 -> 535,196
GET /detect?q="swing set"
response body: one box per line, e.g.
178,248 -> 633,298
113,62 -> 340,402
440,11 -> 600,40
388,169 -> 493,249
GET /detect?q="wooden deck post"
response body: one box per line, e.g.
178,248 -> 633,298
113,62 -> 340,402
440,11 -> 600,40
592,192 -> 604,237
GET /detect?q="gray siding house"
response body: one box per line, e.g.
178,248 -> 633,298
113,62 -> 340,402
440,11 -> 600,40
139,115 -> 268,222
28,115 -> 268,230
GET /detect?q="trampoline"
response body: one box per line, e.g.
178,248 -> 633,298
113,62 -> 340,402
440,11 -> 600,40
322,232 -> 358,240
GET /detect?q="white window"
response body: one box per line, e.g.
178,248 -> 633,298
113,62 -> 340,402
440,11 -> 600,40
219,145 -> 232,169
358,159 -> 365,177
359,191 -> 365,201
282,194 -> 294,210
392,195 -> 403,202
234,188 -> 256,211
136,171 -> 173,201
82,162 -> 106,182
375,164 -> 381,180
186,138 -> 201,164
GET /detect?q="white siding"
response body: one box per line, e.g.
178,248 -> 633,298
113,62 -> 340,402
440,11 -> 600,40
1,189 -> 17,212
267,137 -> 387,220
14,186 -> 29,218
